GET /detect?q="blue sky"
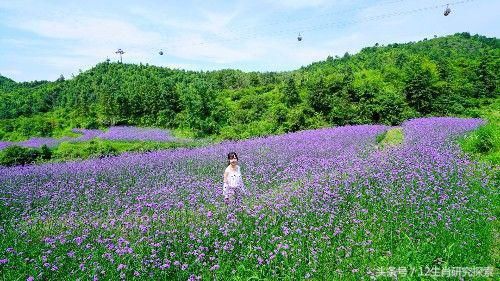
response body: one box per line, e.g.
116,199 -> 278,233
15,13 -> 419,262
0,0 -> 498,82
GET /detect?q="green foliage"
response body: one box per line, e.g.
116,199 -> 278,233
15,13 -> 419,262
328,95 -> 359,125
282,77 -> 301,107
460,123 -> 499,164
375,131 -> 387,143
470,125 -> 496,153
284,106 -> 312,132
403,57 -> 441,115
53,140 -> 118,160
0,75 -> 18,92
372,90 -> 417,125
39,145 -> 52,160
0,145 -> 44,166
49,138 -> 205,162
306,74 -> 343,116
175,79 -> 228,137
459,100 -> 500,164
376,128 -> 404,148
0,137 -> 208,166
1,33 -> 498,142
0,109 -> 92,141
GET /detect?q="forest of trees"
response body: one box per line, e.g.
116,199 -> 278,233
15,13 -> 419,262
0,32 -> 498,141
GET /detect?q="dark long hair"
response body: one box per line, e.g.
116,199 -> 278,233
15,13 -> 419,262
227,152 -> 238,166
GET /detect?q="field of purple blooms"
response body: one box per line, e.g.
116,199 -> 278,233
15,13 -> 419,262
0,126 -> 176,150
0,117 -> 497,280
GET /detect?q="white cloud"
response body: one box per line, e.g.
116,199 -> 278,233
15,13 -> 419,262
0,69 -> 21,77
16,16 -> 162,47
35,56 -> 94,71
263,0 -> 332,9
167,34 -> 262,63
1,0 -> 499,81
127,4 -> 242,37
197,9 -> 241,38
8,14 -> 168,74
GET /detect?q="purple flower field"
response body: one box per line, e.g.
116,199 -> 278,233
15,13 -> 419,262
17,137 -> 73,148
98,126 -> 175,142
0,117 -> 496,280
0,126 -> 175,150
71,129 -> 104,142
0,141 -> 12,150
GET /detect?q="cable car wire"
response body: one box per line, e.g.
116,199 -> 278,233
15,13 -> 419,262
225,0 -> 413,34
120,0 -> 476,61
160,0 -> 475,52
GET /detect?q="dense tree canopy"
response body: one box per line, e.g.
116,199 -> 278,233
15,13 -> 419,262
0,33 -> 498,141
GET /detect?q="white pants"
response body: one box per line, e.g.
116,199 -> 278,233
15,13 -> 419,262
223,184 -> 246,200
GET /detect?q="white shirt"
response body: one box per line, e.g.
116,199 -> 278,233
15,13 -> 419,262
225,165 -> 243,188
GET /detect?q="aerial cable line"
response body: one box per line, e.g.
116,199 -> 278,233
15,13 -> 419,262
158,0 -> 476,53
119,0 -> 474,61
225,0 -> 412,34
297,0 -> 473,34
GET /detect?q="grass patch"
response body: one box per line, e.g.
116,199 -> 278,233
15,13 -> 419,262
376,127 -> 404,149
0,138 -> 214,166
459,99 -> 500,165
50,138 -> 208,161
460,123 -> 499,164
457,98 -> 499,280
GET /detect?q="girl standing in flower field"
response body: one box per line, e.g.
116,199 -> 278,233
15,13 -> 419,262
223,152 -> 247,203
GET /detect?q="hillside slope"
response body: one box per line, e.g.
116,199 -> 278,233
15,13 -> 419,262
0,32 -> 498,141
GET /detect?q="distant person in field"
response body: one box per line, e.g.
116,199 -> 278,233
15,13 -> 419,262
223,152 -> 247,204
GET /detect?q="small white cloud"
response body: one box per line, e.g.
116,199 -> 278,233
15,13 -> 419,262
35,56 -> 93,71
16,16 -> 162,47
167,34 -> 260,64
2,0 -> 498,81
0,69 -> 21,76
263,0 -> 331,9
9,14 -> 168,74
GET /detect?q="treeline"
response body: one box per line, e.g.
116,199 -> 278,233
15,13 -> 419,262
0,32 -> 498,141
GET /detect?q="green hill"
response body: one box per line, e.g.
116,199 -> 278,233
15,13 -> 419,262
0,32 -> 498,141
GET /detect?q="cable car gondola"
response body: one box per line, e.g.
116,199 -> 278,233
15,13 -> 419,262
444,4 -> 451,16
297,33 -> 303,42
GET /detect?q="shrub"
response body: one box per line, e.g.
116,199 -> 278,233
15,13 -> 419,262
39,144 -> 52,160
461,124 -> 497,153
460,122 -> 499,164
53,140 -> 118,160
0,145 -> 40,166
